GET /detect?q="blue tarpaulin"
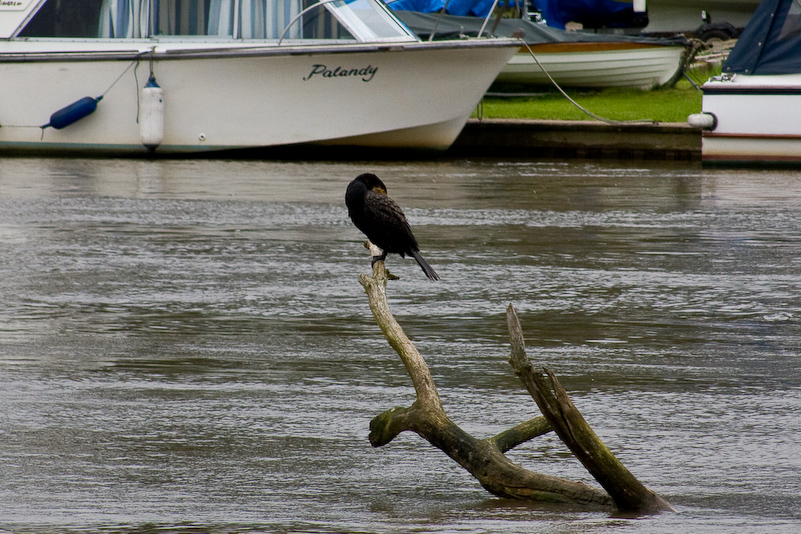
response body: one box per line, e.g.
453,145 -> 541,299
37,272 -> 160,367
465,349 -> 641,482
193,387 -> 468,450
533,0 -> 634,30
387,0 -> 636,30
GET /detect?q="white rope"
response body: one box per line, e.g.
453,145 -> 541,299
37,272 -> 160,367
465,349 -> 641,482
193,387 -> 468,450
518,39 -> 656,125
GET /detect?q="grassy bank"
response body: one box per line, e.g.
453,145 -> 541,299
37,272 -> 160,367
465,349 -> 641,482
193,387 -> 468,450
475,77 -> 703,123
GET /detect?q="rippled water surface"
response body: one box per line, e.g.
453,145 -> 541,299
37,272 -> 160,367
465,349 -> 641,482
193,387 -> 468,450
1,157 -> 799,533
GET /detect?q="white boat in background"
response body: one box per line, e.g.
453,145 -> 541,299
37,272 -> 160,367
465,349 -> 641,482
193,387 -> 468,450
498,42 -> 686,89
690,0 -> 801,164
394,11 -> 689,90
0,0 -> 517,155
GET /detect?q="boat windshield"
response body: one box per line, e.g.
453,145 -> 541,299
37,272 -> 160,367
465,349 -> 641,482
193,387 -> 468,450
325,0 -> 412,40
14,0 -> 416,42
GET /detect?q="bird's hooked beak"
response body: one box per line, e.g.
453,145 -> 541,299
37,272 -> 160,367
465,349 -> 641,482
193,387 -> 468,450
372,186 -> 387,195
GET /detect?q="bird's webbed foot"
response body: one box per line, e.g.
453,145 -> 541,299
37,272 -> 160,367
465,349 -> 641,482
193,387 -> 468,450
370,252 -> 388,267
369,252 -> 398,280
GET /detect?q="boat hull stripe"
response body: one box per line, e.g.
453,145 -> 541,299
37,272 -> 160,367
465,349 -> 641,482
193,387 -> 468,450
703,86 -> 801,96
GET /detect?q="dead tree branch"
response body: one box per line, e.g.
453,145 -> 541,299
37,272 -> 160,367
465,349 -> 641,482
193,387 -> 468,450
358,248 -> 672,512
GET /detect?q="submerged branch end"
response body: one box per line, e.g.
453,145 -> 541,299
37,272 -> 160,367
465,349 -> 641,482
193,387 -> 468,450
369,406 -> 413,447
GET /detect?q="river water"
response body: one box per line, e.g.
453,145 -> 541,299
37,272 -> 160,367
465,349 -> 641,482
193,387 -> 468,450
0,156 -> 799,533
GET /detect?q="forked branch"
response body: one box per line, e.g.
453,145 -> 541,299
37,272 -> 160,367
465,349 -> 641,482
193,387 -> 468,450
357,247 -> 672,512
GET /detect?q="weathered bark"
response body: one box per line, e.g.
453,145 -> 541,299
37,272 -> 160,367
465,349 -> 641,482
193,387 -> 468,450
358,249 -> 672,512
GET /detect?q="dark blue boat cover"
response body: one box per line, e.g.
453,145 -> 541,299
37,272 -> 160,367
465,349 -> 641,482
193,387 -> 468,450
724,0 -> 801,74
388,0 -> 635,30
531,0 -> 635,30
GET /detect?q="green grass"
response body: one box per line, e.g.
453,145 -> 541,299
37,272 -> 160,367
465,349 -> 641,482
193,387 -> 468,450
474,77 -> 703,123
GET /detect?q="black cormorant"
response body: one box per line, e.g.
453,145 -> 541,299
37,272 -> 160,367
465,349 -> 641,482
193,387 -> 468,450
345,173 -> 439,281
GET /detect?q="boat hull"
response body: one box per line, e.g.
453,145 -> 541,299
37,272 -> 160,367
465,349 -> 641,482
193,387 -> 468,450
0,41 -> 516,154
497,42 -> 686,89
701,74 -> 801,164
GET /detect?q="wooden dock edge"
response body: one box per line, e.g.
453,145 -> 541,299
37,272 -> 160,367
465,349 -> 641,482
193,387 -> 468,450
450,119 -> 701,161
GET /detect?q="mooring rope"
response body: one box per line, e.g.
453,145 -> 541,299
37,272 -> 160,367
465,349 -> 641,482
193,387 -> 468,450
517,39 -> 657,125
102,55 -> 143,98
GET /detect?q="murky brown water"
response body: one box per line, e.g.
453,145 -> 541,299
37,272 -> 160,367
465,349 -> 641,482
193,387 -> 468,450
1,157 -> 799,533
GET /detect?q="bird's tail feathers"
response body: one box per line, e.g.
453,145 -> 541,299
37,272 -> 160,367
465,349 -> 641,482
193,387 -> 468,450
410,250 -> 439,281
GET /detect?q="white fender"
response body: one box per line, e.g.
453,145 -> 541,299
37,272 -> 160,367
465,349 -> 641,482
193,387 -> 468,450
687,112 -> 717,131
140,74 -> 164,151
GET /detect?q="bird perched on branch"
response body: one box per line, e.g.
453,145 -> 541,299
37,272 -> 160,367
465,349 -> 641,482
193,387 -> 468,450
345,173 -> 439,281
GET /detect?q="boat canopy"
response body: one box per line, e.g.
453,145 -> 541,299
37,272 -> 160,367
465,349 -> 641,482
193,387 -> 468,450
724,0 -> 801,75
387,0 -> 641,30
4,0 -> 416,42
393,10 -> 685,46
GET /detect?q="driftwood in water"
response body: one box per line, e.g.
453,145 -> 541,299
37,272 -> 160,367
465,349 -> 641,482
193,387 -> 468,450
358,248 -> 674,513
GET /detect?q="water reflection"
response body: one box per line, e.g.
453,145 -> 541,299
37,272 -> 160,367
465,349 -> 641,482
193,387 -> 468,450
0,157 -> 799,533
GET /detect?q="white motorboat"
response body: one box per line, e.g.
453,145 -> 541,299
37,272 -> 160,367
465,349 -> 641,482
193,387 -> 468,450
498,41 -> 686,89
0,0 -> 517,154
690,0 -> 801,164
393,11 -> 688,90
